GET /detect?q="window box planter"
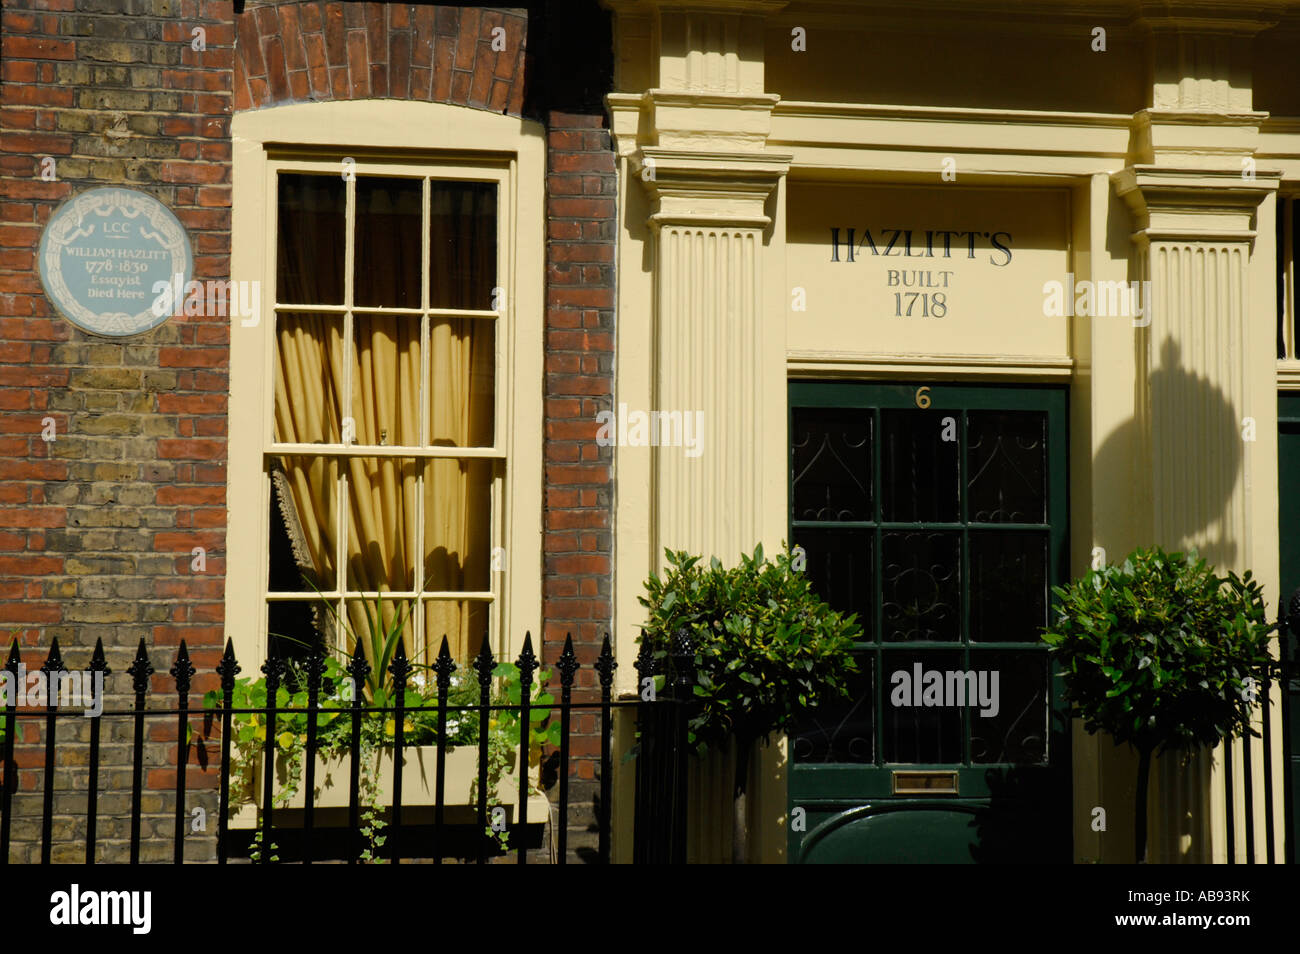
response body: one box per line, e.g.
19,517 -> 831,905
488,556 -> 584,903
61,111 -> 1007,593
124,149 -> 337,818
252,744 -> 533,811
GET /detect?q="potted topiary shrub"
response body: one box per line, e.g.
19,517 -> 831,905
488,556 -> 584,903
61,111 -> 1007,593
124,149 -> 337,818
638,544 -> 861,863
1042,546 -> 1279,862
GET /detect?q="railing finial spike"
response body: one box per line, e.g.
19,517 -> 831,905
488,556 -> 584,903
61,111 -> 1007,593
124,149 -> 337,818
40,637 -> 66,675
217,638 -> 241,688
432,635 -> 457,688
88,637 -> 110,676
596,632 -> 617,688
127,638 -> 155,695
473,633 -> 495,687
557,632 -> 580,688
171,640 -> 196,696
516,631 -> 538,685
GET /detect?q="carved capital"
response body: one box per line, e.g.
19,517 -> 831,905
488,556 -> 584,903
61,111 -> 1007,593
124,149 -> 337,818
1112,165 -> 1279,244
637,148 -> 791,229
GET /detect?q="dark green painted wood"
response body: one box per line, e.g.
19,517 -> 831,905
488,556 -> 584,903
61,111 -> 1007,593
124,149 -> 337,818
788,381 -> 1071,864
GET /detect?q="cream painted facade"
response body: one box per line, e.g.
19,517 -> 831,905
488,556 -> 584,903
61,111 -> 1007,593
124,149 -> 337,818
602,0 -> 1300,862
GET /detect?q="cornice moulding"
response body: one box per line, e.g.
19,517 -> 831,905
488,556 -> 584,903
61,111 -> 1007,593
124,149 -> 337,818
1134,109 -> 1270,127
1113,165 -> 1283,197
776,100 -> 1132,128
1277,362 -> 1300,390
637,148 -> 791,228
1133,16 -> 1281,35
648,211 -> 774,228
639,147 -> 793,174
769,7 -> 1137,38
645,89 -> 782,109
786,351 -> 1075,379
604,0 -> 790,12
1128,228 -> 1261,243
1113,165 -> 1279,240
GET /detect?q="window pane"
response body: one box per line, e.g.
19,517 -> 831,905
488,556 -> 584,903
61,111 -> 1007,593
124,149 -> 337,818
430,317 -> 494,447
344,596 -> 416,664
269,455 -> 338,591
882,530 -> 960,641
277,174 -> 345,305
346,456 -> 419,592
969,531 -> 1048,642
430,181 -> 497,310
275,312 -> 345,444
355,177 -> 423,308
424,599 -> 489,665
967,410 -> 1047,523
424,458 -> 492,594
352,315 -> 422,447
970,651 -> 1049,764
267,600 -> 328,664
792,654 -> 873,764
791,407 -> 872,521
881,408 -> 959,522
792,527 -> 872,638
882,649 -> 963,763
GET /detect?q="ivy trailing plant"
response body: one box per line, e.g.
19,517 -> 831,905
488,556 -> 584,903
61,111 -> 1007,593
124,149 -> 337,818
1042,546 -> 1280,862
638,544 -> 861,862
203,590 -> 556,862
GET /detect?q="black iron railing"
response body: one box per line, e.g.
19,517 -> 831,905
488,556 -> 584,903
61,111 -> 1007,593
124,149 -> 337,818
1221,594 -> 1299,865
0,631 -> 695,864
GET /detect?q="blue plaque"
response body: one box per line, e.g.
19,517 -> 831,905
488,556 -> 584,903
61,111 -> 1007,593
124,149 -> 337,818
38,187 -> 193,337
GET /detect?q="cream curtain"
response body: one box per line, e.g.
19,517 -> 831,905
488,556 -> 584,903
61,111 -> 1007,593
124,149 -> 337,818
272,175 -> 494,664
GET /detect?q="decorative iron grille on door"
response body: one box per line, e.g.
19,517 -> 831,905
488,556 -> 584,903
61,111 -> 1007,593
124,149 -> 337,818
787,381 -> 1071,864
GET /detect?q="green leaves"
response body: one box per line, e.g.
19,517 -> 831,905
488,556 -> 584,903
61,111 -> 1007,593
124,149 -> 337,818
201,639 -> 562,861
1042,545 -> 1279,756
638,543 -> 861,759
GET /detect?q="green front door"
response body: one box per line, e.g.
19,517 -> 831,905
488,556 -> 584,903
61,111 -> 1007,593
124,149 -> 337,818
787,381 -> 1071,863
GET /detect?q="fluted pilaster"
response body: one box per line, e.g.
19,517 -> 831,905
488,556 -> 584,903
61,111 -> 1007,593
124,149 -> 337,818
1114,164 -> 1280,862
642,151 -> 788,562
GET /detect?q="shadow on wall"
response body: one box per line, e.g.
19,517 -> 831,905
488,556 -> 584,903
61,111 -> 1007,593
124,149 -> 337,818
1093,336 -> 1242,568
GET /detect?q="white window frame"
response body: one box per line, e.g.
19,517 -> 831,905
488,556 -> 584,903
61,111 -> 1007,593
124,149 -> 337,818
227,101 -> 545,667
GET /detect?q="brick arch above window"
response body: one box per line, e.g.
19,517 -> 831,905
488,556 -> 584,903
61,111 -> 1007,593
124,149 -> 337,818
234,2 -> 528,114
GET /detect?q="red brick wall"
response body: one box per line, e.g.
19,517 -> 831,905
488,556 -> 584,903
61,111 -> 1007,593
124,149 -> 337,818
0,0 -> 617,861
233,2 -> 529,114
543,111 -> 615,770
0,0 -> 236,861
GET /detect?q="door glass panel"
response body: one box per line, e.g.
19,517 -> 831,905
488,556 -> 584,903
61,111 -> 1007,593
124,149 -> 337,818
881,408 -> 959,522
791,407 -> 872,521
969,530 -> 1048,642
882,649 -> 963,763
967,410 -> 1047,523
970,651 -> 1049,764
792,654 -> 874,764
882,530 -> 960,641
792,527 -> 872,635
790,386 -> 1061,776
